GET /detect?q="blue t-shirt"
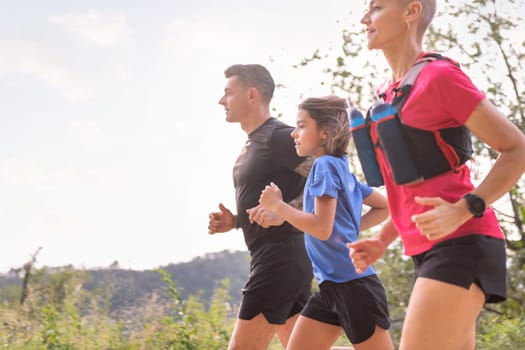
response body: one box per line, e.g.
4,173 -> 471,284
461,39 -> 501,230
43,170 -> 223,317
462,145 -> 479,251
304,155 -> 376,283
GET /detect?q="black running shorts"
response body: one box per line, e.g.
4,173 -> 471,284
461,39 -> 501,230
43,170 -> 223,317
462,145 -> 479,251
238,237 -> 313,324
412,234 -> 506,303
301,275 -> 391,344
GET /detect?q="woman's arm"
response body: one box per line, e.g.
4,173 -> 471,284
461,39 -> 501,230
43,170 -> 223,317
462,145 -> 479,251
464,99 -> 525,205
360,189 -> 389,231
412,98 -> 525,239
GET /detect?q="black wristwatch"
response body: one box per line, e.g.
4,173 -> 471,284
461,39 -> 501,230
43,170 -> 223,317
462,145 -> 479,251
463,193 -> 486,218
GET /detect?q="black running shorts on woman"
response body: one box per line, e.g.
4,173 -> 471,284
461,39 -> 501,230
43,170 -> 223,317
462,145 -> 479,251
412,234 -> 506,303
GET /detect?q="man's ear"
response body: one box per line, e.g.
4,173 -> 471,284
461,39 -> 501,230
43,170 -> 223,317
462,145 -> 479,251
247,87 -> 259,103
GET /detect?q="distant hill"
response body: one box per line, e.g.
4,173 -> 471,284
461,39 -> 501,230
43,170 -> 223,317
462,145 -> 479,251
0,250 -> 250,311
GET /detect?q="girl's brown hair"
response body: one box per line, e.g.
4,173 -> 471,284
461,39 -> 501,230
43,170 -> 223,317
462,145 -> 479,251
298,95 -> 350,157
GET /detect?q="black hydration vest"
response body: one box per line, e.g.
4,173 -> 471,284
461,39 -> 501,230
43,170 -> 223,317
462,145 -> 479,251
370,53 -> 473,183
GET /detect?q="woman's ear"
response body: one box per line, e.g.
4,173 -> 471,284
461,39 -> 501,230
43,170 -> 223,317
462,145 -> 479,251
405,0 -> 422,21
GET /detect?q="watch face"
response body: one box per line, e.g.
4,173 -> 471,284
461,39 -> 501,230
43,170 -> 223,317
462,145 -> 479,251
465,194 -> 485,217
471,199 -> 484,212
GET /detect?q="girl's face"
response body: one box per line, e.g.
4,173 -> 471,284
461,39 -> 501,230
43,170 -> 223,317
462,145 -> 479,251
361,0 -> 408,50
291,109 -> 327,158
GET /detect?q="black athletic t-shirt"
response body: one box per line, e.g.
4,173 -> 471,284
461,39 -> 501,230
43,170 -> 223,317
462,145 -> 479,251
233,117 -> 307,250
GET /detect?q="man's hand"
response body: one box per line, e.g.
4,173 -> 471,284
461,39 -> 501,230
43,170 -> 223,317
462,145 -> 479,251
246,205 -> 285,228
208,203 -> 235,234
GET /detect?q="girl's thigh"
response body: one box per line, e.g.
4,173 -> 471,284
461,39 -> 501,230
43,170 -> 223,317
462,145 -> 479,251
286,315 -> 342,350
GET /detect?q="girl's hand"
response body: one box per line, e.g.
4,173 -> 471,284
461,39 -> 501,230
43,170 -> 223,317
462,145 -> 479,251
347,238 -> 387,274
259,182 -> 283,212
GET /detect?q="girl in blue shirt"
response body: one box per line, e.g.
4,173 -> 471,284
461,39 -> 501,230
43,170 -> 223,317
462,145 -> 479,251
259,95 -> 393,350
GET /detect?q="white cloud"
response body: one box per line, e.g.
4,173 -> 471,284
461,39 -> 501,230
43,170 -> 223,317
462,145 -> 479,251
109,64 -> 130,79
164,12 -> 340,64
70,119 -> 112,149
50,11 -> 132,47
0,158 -> 121,193
0,41 -> 94,99
0,159 -> 48,188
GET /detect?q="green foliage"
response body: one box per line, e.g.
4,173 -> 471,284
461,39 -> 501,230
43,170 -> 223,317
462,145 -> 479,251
374,241 -> 413,347
477,315 -> 525,349
0,283 -> 22,305
0,265 -> 237,350
0,267 -> 123,350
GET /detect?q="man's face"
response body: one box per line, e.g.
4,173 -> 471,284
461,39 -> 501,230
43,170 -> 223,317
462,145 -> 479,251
218,76 -> 250,123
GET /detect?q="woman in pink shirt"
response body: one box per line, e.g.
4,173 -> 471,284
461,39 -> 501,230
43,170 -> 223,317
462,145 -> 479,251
349,1 -> 525,349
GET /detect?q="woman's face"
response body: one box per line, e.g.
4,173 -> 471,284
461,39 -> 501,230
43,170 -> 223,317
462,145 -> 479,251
361,0 -> 408,50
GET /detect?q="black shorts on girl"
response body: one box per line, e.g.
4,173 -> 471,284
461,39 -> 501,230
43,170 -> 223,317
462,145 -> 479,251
412,234 -> 506,303
300,275 -> 390,345
238,237 -> 313,324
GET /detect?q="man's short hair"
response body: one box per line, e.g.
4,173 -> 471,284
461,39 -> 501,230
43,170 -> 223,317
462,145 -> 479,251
224,64 -> 275,104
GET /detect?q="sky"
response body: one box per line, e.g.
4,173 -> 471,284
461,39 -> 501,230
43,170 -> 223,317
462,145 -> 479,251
0,0 -> 361,272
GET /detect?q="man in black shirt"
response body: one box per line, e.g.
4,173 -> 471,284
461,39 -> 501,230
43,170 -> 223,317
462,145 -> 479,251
208,64 -> 313,350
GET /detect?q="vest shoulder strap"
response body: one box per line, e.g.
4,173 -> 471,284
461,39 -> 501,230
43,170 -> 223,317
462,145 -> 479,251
392,53 -> 459,108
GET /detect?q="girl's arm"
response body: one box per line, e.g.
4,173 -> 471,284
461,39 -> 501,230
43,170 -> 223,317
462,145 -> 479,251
347,218 -> 399,274
259,182 -> 336,240
360,189 -> 389,231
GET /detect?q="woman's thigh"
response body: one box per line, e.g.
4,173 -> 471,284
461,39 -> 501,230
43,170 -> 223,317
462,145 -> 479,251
400,277 -> 484,350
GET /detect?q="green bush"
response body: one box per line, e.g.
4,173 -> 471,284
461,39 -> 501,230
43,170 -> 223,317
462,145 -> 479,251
0,268 -> 236,350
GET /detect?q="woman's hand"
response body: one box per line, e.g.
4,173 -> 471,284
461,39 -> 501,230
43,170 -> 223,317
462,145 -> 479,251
411,196 -> 471,240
